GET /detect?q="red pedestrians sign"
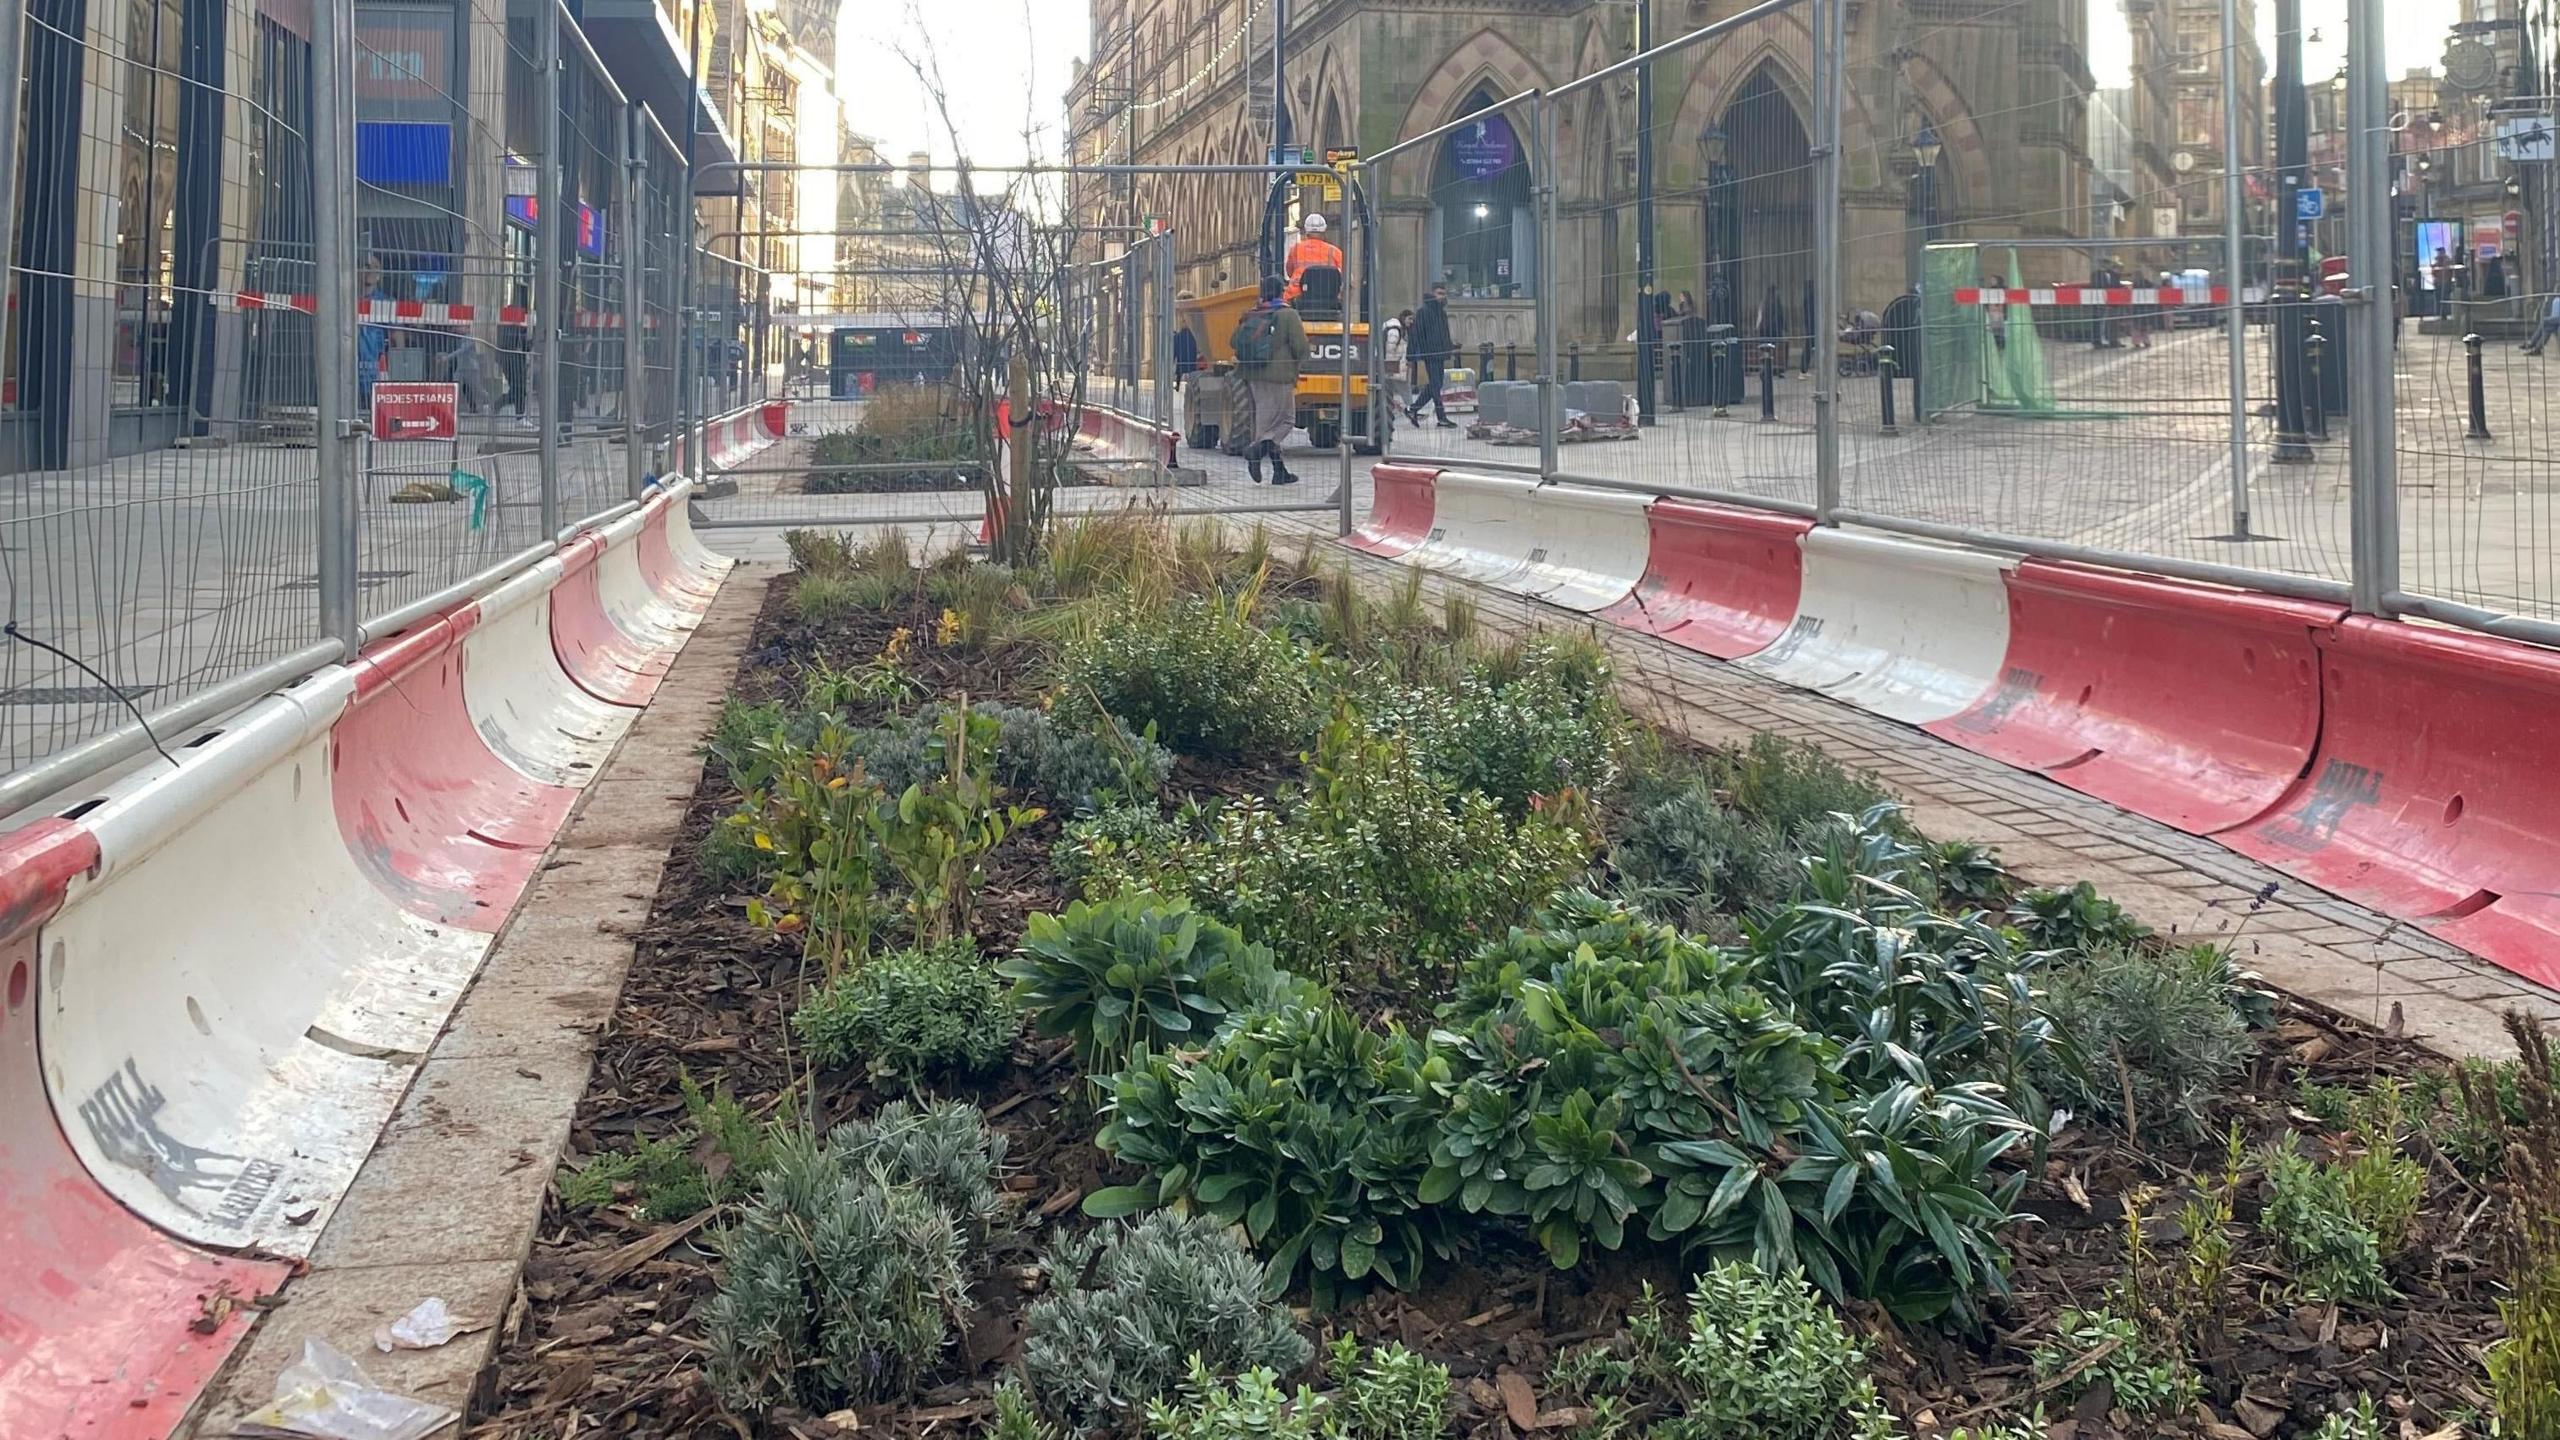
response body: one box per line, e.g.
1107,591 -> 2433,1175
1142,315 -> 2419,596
371,382 -> 459,441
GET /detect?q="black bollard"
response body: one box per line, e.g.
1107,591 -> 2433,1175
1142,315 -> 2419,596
1759,343 -> 1777,422
1709,344 -> 1727,418
1478,340 -> 1495,380
1568,341 -> 1582,382
1878,345 -> 1898,434
2466,333 -> 2493,441
1505,342 -> 1519,381
2304,331 -> 2328,440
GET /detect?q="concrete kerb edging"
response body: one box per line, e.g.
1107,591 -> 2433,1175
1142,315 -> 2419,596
182,565 -> 774,1437
0,467 -> 733,1432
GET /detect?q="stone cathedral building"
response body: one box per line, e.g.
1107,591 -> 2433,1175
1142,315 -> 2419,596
1068,0 -> 2098,354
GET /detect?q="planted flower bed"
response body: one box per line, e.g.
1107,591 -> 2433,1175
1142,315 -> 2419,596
474,519 -> 2545,1440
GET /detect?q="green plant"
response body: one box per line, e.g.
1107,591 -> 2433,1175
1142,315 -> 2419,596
700,1126 -> 971,1412
2008,881 -> 2148,953
1061,587 -> 1317,758
1054,802 -> 1187,889
792,939 -> 1014,1083
1720,733 -> 1896,840
1020,1210 -> 1311,1429
2462,1012 -> 2560,1440
990,1379 -> 1056,1440
2261,1137 -> 2391,1303
1354,638 -> 1630,815
1944,1420 -> 2046,1440
555,1076 -> 783,1221
1577,1263 -> 1901,1440
784,527 -> 862,577
1092,997 -> 1449,1303
803,648 -> 921,714
865,704 -> 1045,945
793,572 -> 871,625
824,1098 -> 1008,1241
1144,1362 -> 1330,1440
2035,943 -> 2252,1139
2028,1307 -> 2200,1418
1075,708 -> 1597,991
1328,1336 -> 1450,1440
1004,892 -> 1286,1076
1607,772 -> 1795,923
2310,1394 -> 2385,1440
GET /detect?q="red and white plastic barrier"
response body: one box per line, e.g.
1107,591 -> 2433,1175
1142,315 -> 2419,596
0,475 -> 730,1430
1929,564 -> 2343,834
1342,462 -> 2560,993
699,402 -> 788,472
1074,404 -> 1180,469
1348,465 -> 1438,557
2223,619 -> 2560,986
1738,531 -> 2012,725
1596,500 -> 1810,660
1952,286 -> 2230,307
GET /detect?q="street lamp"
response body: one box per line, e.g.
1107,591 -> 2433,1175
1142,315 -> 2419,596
1698,121 -> 1737,332
1907,121 -> 1942,296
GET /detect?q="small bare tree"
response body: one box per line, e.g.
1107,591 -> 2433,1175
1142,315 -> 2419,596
895,13 -> 1099,566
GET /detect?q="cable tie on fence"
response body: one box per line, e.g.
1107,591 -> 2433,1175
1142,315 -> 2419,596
2,622 -> 183,774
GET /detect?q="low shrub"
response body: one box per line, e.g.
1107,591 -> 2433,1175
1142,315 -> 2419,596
2460,1014 -> 2560,1440
1020,1210 -> 1310,1429
783,527 -> 861,577
1328,1336 -> 1451,1440
1355,636 -> 1631,815
1144,1364 -> 1329,1440
795,570 -> 900,625
1002,892 -> 1292,1076
2009,880 -> 2149,954
1608,772 -> 1795,923
2310,1394 -> 2386,1440
1093,995 -> 1447,1303
825,1099 -> 1009,1242
2035,943 -> 2252,1139
1052,802 -> 1186,889
1720,733 -> 1896,839
1548,1265 -> 1901,1440
1071,711 -> 1597,990
2261,1137 -> 2392,1303
792,941 -> 1013,1083
2028,1307 -> 2200,1418
700,1127 -> 972,1412
1059,589 -> 1317,758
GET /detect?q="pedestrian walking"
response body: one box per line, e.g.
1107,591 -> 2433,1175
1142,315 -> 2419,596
1231,275 -> 1309,485
1381,307 -> 1412,417
1408,283 -> 1456,427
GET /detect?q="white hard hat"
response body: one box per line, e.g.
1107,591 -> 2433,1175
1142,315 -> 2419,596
1301,213 -> 1328,235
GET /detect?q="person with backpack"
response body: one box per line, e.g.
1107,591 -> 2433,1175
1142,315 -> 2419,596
1381,307 -> 1412,418
1231,274 -> 1309,484
1407,283 -> 1456,426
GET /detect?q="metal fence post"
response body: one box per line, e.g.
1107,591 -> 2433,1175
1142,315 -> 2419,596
309,0 -> 359,653
622,105 -> 648,500
1339,211 -> 1356,534
2218,0 -> 2253,538
1810,0 -> 1843,524
2345,0 -> 2398,614
1153,232 -> 1176,441
1533,93 -> 1559,481
535,4 -> 564,536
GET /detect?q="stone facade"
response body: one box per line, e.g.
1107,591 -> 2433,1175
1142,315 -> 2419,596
1069,0 -> 2097,352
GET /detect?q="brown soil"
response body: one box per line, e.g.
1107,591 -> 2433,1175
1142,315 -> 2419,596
469,573 -> 2508,1440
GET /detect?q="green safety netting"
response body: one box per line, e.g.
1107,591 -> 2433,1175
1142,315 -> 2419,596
1920,244 -> 2062,418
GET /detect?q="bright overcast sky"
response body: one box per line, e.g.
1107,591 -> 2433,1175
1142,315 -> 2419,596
835,0 -> 2465,165
835,0 -> 1089,168
2087,0 -> 2461,91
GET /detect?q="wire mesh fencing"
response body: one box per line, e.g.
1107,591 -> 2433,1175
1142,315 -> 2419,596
0,0 -> 695,793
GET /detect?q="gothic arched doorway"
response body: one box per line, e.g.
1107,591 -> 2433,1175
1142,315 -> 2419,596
1430,88 -> 1535,298
1701,63 -> 1813,351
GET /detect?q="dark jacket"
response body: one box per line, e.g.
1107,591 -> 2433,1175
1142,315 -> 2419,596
1410,296 -> 1455,359
1173,326 -> 1200,372
1235,301 -> 1310,386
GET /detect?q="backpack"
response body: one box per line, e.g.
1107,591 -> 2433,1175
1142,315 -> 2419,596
1232,307 -> 1279,368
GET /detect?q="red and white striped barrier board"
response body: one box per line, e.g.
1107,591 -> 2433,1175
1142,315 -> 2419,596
216,293 -> 650,327
1952,286 -> 2230,307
